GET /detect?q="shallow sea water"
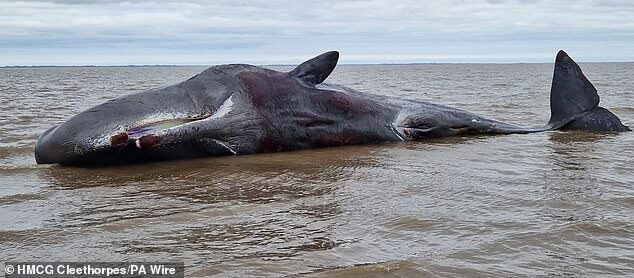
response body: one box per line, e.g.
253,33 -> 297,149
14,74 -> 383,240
0,63 -> 632,277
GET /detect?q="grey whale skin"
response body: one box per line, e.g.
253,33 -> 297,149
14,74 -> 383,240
35,50 -> 630,166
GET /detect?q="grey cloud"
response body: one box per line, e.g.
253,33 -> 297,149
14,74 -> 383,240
0,0 -> 633,65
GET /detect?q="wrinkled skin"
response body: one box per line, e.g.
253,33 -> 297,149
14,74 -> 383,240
35,51 -> 629,166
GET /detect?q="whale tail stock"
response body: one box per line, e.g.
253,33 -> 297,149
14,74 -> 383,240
393,50 -> 629,140
547,50 -> 630,132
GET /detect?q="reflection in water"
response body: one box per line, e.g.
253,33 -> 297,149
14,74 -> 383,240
34,146 -> 382,267
533,131 -> 631,275
47,145 -> 380,200
542,131 -> 609,211
548,130 -> 614,144
547,130 -> 612,171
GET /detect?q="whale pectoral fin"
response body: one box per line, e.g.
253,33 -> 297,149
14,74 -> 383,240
197,138 -> 237,155
289,51 -> 339,85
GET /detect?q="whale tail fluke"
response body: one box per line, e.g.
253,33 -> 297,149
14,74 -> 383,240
547,50 -> 630,132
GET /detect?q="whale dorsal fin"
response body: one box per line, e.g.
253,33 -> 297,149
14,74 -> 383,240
548,50 -> 600,125
289,51 -> 339,85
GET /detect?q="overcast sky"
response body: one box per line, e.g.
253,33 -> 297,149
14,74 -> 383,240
1,0 -> 633,65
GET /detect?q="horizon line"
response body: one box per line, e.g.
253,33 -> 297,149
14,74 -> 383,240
2,61 -> 633,68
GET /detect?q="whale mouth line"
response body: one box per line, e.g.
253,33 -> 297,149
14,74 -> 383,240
127,117 -> 208,138
109,115 -> 211,148
107,94 -> 235,149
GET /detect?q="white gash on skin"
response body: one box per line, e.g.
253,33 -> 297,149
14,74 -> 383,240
93,95 -> 237,151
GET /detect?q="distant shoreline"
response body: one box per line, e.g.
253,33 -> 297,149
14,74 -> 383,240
2,61 -> 633,68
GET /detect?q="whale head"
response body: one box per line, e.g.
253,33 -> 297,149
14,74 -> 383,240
34,70 -> 243,165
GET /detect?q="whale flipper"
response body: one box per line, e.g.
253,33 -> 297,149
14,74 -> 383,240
548,50 -> 630,132
289,51 -> 339,85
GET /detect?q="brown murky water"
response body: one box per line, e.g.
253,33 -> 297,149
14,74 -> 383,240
1,64 -> 632,277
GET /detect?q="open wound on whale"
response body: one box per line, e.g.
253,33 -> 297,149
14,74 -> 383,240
109,117 -> 204,149
110,95 -> 235,148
